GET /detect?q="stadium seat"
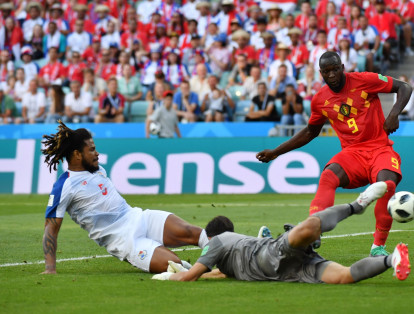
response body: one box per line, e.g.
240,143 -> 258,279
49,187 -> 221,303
303,100 -> 311,116
228,85 -> 245,101
219,71 -> 231,89
92,101 -> 99,115
234,100 -> 251,122
62,86 -> 71,94
34,58 -> 47,68
357,55 -> 367,72
275,99 -> 282,116
128,100 -> 148,122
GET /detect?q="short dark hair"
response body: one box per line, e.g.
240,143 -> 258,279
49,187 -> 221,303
319,51 -> 341,68
205,216 -> 234,237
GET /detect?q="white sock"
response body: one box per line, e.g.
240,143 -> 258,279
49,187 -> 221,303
198,229 -> 208,248
371,244 -> 379,250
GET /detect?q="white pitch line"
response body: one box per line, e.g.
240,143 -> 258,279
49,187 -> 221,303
1,230 -> 413,268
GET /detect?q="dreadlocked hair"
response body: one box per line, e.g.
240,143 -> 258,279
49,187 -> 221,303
41,120 -> 92,172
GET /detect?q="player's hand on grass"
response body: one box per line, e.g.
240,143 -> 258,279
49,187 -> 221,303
384,114 -> 399,135
152,272 -> 172,281
256,149 -> 278,163
167,261 -> 188,273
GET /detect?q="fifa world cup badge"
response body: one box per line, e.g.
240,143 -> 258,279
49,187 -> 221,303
340,103 -> 351,117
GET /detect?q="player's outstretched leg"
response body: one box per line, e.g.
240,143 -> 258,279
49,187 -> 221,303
321,242 -> 410,284
371,180 -> 396,256
309,168 -> 340,215
162,214 -> 209,248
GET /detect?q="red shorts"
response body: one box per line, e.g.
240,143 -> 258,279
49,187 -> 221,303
326,146 -> 402,189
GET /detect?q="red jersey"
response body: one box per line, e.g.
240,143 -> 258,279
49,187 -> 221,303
82,47 -> 101,69
288,43 -> 309,69
234,46 -> 256,60
294,14 -> 309,31
39,62 -> 67,82
96,63 -> 116,81
309,72 -> 394,150
369,12 -> 400,40
67,62 -> 86,84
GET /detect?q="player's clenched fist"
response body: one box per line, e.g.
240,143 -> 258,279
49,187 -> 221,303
256,149 -> 278,163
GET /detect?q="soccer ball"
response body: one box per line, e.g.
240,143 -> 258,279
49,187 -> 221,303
149,122 -> 161,135
387,191 -> 414,223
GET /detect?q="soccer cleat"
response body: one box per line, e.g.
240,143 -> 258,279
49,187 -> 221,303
283,223 -> 296,232
355,182 -> 387,214
391,243 -> 410,281
258,226 -> 272,238
370,245 -> 390,257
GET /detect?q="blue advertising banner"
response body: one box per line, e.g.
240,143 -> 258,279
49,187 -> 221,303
0,137 -> 413,194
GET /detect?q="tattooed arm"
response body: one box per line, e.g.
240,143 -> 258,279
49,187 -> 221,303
42,218 -> 63,274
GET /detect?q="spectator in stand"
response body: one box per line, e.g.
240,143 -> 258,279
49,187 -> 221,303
173,80 -> 200,122
202,22 -> 220,50
266,4 -> 284,33
70,4 -> 95,34
118,64 -> 143,102
348,5 -> 362,34
94,4 -> 118,35
179,19 -> 198,50
276,14 -> 295,46
29,24 -> 44,60
338,35 -> 358,72
44,84 -> 65,124
167,11 -> 186,37
395,0 -> 414,57
137,0 -> 160,24
353,15 -> 380,73
0,50 -> 14,83
38,47 -> 67,88
280,84 -> 306,136
22,2 -> 44,43
0,2 -> 14,24
82,35 -> 102,69
232,30 -> 255,65
141,43 -> 163,90
16,79 -> 45,124
43,3 -> 70,36
288,27 -> 309,78
268,43 -> 296,82
14,68 -> 28,104
147,90 -> 181,138
321,1 -> 339,32
121,18 -> 148,51
242,65 -> 266,100
228,19 -> 243,50
4,75 -> 16,100
66,19 -> 92,55
295,0 -> 312,32
66,49 -> 87,86
196,1 -> 213,37
228,53 -> 250,87
297,66 -> 322,101
162,48 -> 189,89
81,68 -> 106,101
250,17 -> 268,50
309,30 -> 328,72
396,75 -> 414,121
244,5 -> 262,34
42,21 -> 66,60
0,17 -> 24,61
115,51 -> 135,79
20,46 -> 38,82
145,70 -> 174,102
63,80 -> 93,124
0,84 -> 16,124
215,0 -> 242,35
153,23 -> 169,48
182,0 -> 200,21
95,77 -> 125,123
146,11 -> 162,42
327,17 -> 350,50
269,64 -> 297,98
303,14 -> 319,47
245,82 -> 279,122
190,63 -> 210,100
256,31 -> 276,73
101,20 -> 121,50
201,74 -> 234,122
182,35 -> 203,75
369,0 -> 403,63
95,48 -> 116,81
340,0 -> 355,21
206,33 -> 231,77
158,0 -> 181,23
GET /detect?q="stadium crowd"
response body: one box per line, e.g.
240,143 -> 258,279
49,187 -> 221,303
0,0 -> 413,134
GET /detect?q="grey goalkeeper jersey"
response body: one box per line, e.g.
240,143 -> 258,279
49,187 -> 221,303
197,232 -> 327,283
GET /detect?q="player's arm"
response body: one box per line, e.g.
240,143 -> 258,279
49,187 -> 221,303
169,262 -> 210,281
384,78 -> 413,134
42,217 -> 63,274
256,123 -> 324,163
200,268 -> 227,279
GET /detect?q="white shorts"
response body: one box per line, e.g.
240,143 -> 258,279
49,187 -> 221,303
126,209 -> 172,272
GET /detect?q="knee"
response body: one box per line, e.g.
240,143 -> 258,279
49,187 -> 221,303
296,217 -> 321,243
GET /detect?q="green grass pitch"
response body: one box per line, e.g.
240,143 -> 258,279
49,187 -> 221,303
1,193 -> 414,314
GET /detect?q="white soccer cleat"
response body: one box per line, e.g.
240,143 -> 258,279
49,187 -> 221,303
167,261 -> 188,273
391,243 -> 411,281
355,182 -> 387,214
257,226 -> 272,238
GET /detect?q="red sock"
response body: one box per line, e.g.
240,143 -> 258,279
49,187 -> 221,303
309,169 -> 340,215
373,180 -> 396,246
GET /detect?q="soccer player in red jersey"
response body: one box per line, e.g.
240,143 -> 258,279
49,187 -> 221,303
256,51 -> 413,256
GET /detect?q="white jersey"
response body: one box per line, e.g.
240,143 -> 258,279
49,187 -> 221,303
45,166 -> 143,260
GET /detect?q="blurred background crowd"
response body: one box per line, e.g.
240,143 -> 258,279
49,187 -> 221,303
0,0 -> 413,137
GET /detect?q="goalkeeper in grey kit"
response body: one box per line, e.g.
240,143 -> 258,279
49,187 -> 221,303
154,182 -> 410,283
